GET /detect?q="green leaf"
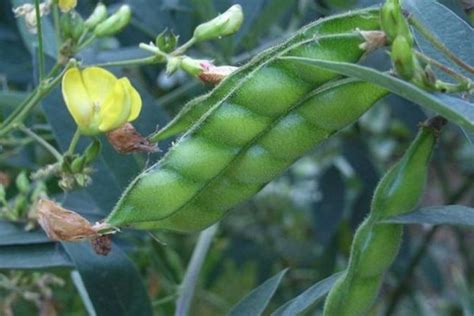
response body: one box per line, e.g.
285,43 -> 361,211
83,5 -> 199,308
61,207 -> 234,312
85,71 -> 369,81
403,0 -> 474,79
0,243 -> 73,269
0,220 -> 50,245
271,272 -> 342,316
383,205 -> 474,226
62,241 -> 153,316
280,57 -> 474,133
227,269 -> 288,316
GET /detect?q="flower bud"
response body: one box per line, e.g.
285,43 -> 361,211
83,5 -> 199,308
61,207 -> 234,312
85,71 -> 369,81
391,35 -> 415,80
380,0 -> 413,45
85,2 -> 108,29
94,5 -> 131,37
193,4 -> 243,42
180,57 -> 207,76
155,29 -> 179,53
166,56 -> 182,74
58,0 -> 77,13
84,140 -> 101,163
60,11 -> 84,42
16,172 -> 30,193
199,64 -> 238,84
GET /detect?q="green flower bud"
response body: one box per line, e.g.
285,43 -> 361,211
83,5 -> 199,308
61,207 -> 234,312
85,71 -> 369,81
155,29 -> 179,53
180,57 -> 208,76
166,56 -> 182,74
391,35 -> 415,80
84,140 -> 101,164
60,11 -> 85,42
94,5 -> 132,37
71,156 -> 86,173
381,0 -> 413,45
0,185 -> 5,202
193,4 -> 243,42
85,3 -> 108,29
16,172 -> 30,194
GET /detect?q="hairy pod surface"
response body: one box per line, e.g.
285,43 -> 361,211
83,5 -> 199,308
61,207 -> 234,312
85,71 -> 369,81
106,79 -> 387,231
323,120 -> 443,316
105,8 -> 386,231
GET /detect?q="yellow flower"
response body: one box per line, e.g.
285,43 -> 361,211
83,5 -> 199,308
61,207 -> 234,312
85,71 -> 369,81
62,67 -> 142,135
58,0 -> 77,13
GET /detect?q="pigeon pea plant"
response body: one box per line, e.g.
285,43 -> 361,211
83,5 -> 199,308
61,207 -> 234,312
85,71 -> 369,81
0,0 -> 473,315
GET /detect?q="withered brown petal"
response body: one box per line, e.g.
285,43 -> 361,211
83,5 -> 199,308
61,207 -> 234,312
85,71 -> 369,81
106,123 -> 158,154
37,199 -> 97,241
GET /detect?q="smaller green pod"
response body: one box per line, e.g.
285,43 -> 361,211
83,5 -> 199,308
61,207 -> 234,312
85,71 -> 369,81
371,117 -> 446,218
94,5 -> 131,37
84,2 -> 107,29
391,35 -> 415,80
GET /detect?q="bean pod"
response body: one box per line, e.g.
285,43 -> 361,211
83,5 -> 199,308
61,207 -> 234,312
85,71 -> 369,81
323,117 -> 446,316
104,8 -> 387,232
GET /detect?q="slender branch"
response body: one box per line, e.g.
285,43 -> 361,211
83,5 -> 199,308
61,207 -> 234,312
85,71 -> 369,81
91,56 -> 159,68
172,37 -> 197,56
18,125 -> 62,161
175,224 -> 218,316
408,15 -> 474,75
65,128 -> 81,156
415,51 -> 472,85
34,0 -> 45,81
52,3 -> 61,54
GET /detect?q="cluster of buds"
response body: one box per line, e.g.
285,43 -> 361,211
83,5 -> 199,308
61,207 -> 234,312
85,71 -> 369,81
381,0 -> 437,89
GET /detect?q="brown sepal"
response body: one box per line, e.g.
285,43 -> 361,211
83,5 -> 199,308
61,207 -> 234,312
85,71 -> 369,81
106,123 -> 158,154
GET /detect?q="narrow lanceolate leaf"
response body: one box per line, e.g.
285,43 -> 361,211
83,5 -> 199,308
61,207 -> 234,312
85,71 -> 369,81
403,0 -> 474,78
0,220 -> 50,245
227,269 -> 288,316
62,241 -> 153,316
271,272 -> 342,316
281,58 -> 474,133
383,205 -> 474,226
0,243 -> 73,269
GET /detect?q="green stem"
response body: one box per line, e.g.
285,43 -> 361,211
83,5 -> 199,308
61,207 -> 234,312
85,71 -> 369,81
34,0 -> 45,81
18,125 -> 62,161
0,63 -> 69,138
91,56 -> 160,68
175,224 -> 218,316
172,37 -> 197,56
65,128 -> 81,156
52,3 -> 61,55
408,16 -> 474,75
415,51 -> 473,85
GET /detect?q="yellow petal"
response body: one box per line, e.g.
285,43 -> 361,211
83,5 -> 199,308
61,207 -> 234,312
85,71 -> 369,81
58,0 -> 77,13
121,78 -> 142,122
62,67 -> 93,128
82,67 -> 117,105
98,79 -> 131,132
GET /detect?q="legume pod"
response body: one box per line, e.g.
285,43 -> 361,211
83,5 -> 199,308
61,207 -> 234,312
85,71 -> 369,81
105,9 -> 388,232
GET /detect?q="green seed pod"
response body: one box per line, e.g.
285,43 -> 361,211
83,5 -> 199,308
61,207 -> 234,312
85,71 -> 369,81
150,8 -> 383,142
371,116 -> 446,218
322,117 -> 445,316
84,140 -> 101,164
391,35 -> 415,80
193,4 -> 243,42
15,172 -> 30,194
84,2 -> 107,29
94,5 -> 131,37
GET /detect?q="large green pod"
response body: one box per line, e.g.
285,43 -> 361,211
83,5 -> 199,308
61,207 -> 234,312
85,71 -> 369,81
105,8 -> 386,231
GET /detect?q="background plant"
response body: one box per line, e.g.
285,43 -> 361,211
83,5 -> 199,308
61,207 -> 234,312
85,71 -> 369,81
0,0 -> 473,315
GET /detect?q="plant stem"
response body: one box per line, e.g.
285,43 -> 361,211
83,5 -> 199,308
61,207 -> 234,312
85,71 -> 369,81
415,51 -> 472,85
65,128 -> 81,156
52,2 -> 61,54
408,16 -> 474,75
175,224 -> 218,316
34,0 -> 45,81
172,38 -> 197,56
92,56 -> 160,68
0,63 -> 69,138
18,125 -> 63,161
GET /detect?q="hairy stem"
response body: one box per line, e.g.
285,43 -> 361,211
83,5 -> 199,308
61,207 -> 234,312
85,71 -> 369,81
34,0 -> 45,81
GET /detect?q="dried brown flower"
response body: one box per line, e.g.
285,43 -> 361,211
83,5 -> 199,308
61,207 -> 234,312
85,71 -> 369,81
106,123 -> 158,154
